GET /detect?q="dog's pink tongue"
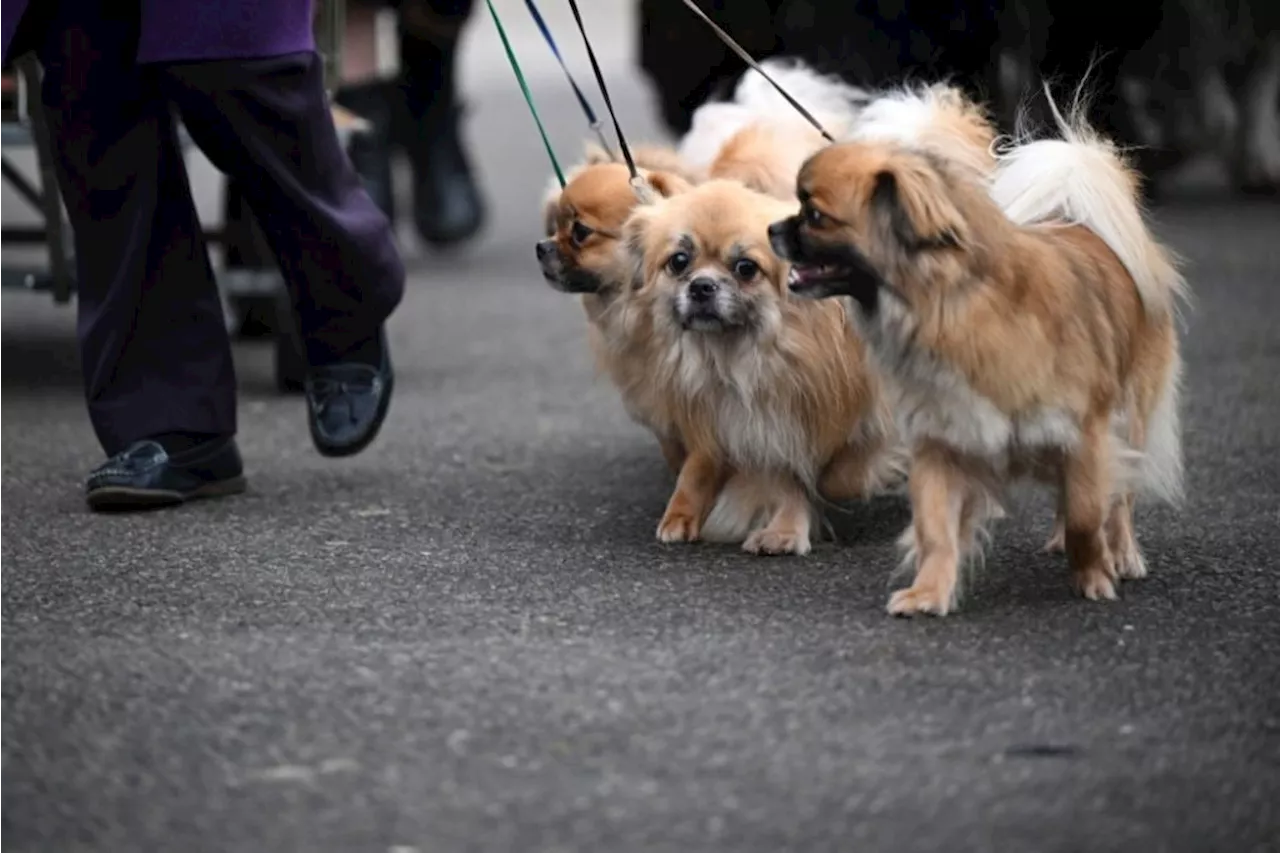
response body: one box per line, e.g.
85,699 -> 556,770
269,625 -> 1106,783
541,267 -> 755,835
788,265 -> 821,286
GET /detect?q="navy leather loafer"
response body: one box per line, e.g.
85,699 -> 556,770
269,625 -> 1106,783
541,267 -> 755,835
86,437 -> 246,511
305,332 -> 394,458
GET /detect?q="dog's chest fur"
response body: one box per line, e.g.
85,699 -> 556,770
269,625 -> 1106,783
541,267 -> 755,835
670,338 -> 819,484
862,298 -> 1079,465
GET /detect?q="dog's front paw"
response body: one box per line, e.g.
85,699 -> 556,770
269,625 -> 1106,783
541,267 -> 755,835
1072,558 -> 1119,601
887,583 -> 953,617
1043,522 -> 1066,554
743,527 -> 811,556
657,511 -> 701,543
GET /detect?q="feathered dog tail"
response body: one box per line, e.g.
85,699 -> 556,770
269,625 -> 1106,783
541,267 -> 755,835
847,83 -> 998,179
990,86 -> 1189,321
700,470 -> 822,545
700,471 -> 779,544
731,56 -> 871,127
678,57 -> 868,174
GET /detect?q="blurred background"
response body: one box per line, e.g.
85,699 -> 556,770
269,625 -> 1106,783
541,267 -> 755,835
0,0 -> 646,265
3,0 -> 1274,287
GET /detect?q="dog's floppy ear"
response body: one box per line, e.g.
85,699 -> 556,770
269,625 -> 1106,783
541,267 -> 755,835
871,155 -> 968,251
540,180 -> 563,237
646,171 -> 693,199
620,203 -> 661,290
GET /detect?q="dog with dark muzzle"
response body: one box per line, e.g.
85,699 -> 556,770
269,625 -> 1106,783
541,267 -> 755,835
768,107 -> 1186,615
537,157 -> 695,472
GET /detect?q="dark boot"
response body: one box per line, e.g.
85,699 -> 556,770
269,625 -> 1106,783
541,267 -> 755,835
334,79 -> 398,222
397,0 -> 485,248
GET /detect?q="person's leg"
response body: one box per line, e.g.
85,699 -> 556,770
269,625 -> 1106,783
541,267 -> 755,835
397,0 -> 485,247
335,0 -> 397,219
36,3 -> 238,458
158,50 -> 405,456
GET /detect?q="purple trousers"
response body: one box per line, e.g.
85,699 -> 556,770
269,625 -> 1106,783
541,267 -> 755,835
4,0 -> 317,65
29,2 -> 405,455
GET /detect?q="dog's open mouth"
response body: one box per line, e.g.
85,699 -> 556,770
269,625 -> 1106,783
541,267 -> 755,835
787,263 -> 852,292
786,257 -> 887,310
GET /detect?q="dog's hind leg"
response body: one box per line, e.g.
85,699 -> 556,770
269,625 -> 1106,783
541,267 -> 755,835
1044,498 -> 1066,553
1111,335 -> 1182,580
1107,391 -> 1150,581
1107,492 -> 1147,580
817,431 -> 904,502
1063,413 -> 1119,601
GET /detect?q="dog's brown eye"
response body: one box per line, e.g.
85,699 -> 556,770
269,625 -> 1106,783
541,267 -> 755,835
570,221 -> 593,247
733,258 -> 759,281
805,206 -> 825,228
667,251 -> 691,276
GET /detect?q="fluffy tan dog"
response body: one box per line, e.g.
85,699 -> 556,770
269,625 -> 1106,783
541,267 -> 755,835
621,179 -> 899,555
768,104 -> 1186,614
537,156 -> 695,471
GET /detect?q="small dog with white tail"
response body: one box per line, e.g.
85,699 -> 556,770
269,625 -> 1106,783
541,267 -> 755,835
769,88 -> 1187,615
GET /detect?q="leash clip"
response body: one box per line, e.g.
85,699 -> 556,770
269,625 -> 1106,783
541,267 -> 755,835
629,175 -> 656,204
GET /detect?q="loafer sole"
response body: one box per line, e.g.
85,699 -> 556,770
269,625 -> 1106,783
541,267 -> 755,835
86,475 -> 247,512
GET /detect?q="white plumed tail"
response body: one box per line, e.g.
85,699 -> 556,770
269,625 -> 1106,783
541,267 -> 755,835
990,86 -> 1189,320
732,57 -> 870,125
846,83 -> 996,179
700,469 -> 822,545
678,57 -> 867,172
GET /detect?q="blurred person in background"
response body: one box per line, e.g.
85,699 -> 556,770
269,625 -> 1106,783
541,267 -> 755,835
335,0 -> 486,248
1,0 -> 404,511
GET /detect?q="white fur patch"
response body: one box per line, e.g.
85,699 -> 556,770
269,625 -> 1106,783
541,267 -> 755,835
667,335 -> 820,487
715,392 -> 818,486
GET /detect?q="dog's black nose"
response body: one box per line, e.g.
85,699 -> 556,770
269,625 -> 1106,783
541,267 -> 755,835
688,277 -> 717,302
536,240 -> 554,260
767,220 -> 788,239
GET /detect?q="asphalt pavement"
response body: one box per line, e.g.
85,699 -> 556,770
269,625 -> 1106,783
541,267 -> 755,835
3,13 -> 1280,851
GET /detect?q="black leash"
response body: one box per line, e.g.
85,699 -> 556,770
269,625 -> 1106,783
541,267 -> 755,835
563,0 -> 647,196
675,0 -> 835,143
523,0 -> 616,158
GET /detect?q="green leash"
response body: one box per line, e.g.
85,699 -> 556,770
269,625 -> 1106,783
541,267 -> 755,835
485,0 -> 566,188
